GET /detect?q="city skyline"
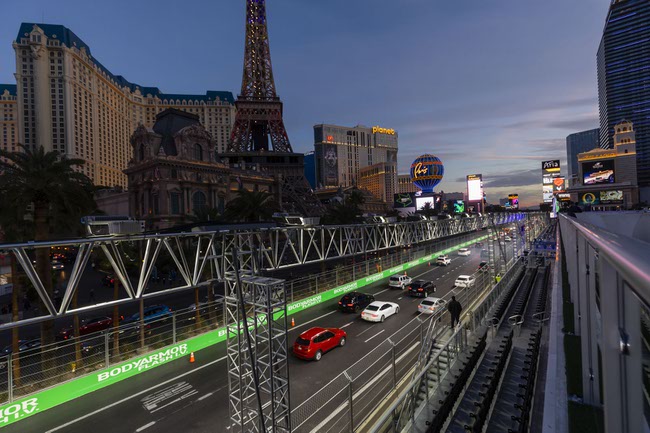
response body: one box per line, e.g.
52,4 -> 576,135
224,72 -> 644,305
1,0 -> 611,207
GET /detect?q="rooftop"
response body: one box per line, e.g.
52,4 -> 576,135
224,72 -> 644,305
16,23 -> 234,104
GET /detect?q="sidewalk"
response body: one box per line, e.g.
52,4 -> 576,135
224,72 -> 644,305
541,252 -> 568,433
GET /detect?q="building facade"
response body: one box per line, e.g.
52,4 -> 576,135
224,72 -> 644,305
358,162 -> 397,203
597,0 -> 650,194
566,128 -> 599,183
313,123 -> 398,191
13,23 -> 235,188
397,174 -> 419,194
569,120 -> 639,209
0,84 -> 17,157
125,109 -> 274,230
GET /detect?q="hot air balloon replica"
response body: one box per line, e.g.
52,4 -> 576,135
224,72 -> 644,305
409,154 -> 444,193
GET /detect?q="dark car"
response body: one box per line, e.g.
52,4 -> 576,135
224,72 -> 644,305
475,241 -> 484,248
293,327 -> 346,361
57,316 -> 118,340
338,292 -> 375,313
478,261 -> 490,272
407,280 -> 436,297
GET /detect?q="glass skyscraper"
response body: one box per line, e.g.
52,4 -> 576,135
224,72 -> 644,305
566,128 -> 599,182
597,0 -> 650,189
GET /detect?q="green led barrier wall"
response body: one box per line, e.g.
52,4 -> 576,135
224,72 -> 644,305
0,235 -> 487,426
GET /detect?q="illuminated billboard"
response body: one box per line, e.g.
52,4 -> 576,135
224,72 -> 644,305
466,174 -> 483,201
542,160 -> 561,174
579,192 -> 600,205
453,200 -> 465,214
552,177 -> 565,192
582,160 -> 615,185
393,193 -> 415,208
542,182 -> 554,203
600,190 -> 623,204
415,196 -> 435,210
508,194 -> 519,210
557,192 -> 571,202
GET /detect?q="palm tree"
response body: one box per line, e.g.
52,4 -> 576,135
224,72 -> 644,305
419,202 -> 438,219
0,145 -> 95,368
346,190 -> 366,208
192,207 -> 223,224
224,190 -> 277,223
0,198 -> 32,385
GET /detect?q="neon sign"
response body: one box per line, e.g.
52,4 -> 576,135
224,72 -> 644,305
413,162 -> 428,177
372,126 -> 396,135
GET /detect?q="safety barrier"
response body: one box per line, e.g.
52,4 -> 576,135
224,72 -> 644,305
0,234 -> 490,427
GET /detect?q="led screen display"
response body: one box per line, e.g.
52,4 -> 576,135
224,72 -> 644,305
466,174 -> 483,201
600,190 -> 623,204
582,160 -> 615,185
415,196 -> 435,210
453,200 -> 465,213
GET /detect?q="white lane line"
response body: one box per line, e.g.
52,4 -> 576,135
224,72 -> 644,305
150,390 -> 198,413
340,321 -> 354,329
45,355 -> 228,433
289,310 -> 337,332
197,392 -> 213,401
136,422 -> 156,432
374,288 -> 389,295
397,297 -> 403,300
356,326 -> 375,337
364,329 -> 385,343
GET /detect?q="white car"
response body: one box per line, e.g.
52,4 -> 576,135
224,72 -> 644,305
504,236 -> 512,242
388,275 -> 412,289
361,301 -> 400,323
436,255 -> 451,266
418,297 -> 447,314
454,275 -> 476,288
51,260 -> 65,270
457,248 -> 471,257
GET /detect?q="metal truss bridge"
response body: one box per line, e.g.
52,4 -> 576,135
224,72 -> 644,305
0,213 -> 539,329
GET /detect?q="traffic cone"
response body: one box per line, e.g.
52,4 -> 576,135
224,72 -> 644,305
189,352 -> 195,363
291,317 -> 295,327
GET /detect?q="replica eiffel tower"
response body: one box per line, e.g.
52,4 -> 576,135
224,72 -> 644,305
226,0 -> 323,217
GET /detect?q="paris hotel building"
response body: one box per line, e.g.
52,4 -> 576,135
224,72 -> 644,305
2,23 -> 235,188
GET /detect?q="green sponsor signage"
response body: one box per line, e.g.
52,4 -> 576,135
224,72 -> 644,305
0,235 -> 487,426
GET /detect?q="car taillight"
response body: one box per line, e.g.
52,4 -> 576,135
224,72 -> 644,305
418,288 -> 423,291
338,301 -> 342,304
347,303 -> 354,307
429,306 -> 435,310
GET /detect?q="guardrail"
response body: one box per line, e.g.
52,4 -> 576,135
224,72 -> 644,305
0,232 -> 498,428
290,255 -> 522,432
559,213 -> 650,433
366,257 -> 527,432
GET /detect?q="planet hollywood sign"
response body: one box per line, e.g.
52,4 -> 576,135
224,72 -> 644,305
372,126 -> 396,135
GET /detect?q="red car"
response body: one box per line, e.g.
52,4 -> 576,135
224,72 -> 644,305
293,327 -> 347,361
58,316 -> 116,340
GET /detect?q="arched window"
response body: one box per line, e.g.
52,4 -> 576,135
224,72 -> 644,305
192,191 -> 207,213
194,143 -> 203,161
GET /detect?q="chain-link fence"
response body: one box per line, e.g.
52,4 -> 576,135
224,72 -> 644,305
0,300 -> 225,405
290,252 -> 523,433
0,229 -> 505,408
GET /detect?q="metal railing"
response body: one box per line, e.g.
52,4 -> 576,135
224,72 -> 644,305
0,300 -> 222,405
366,257 -> 527,432
559,213 -> 650,433
289,255 -> 521,433
0,231 -> 497,407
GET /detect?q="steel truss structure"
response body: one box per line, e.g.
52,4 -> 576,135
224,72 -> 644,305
0,213 -> 537,330
229,0 -> 292,153
225,272 -> 290,433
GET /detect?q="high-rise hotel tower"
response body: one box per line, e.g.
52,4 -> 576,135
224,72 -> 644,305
598,0 -> 650,198
7,23 -> 235,188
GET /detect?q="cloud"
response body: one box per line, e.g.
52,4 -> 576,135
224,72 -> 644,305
483,168 -> 541,188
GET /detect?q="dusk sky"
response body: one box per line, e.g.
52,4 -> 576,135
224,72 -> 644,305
1,0 -> 611,207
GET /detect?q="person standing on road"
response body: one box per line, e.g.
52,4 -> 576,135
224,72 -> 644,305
447,296 -> 462,329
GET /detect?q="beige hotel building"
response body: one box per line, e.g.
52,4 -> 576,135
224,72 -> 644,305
4,23 -> 235,188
